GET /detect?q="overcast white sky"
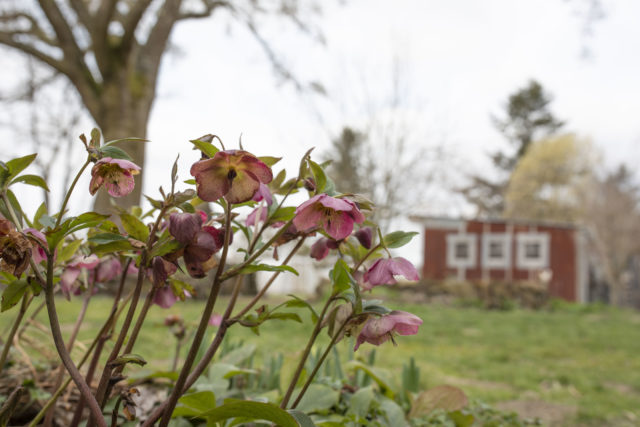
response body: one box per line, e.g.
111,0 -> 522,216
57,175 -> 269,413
3,0 -> 640,252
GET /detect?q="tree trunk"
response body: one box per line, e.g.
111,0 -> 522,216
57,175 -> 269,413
91,66 -> 155,214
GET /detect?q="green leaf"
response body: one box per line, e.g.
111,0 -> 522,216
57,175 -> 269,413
91,240 -> 134,255
33,203 -> 48,229
177,391 -> 216,414
0,190 -> 24,227
1,280 -> 29,312
266,312 -> 302,323
67,212 -> 110,234
379,396 -> 408,427
98,146 -> 132,161
287,410 -> 316,427
108,353 -> 147,368
347,386 -> 374,418
294,383 -> 340,414
56,239 -> 83,263
284,295 -> 319,322
150,239 -> 182,258
39,214 -> 56,230
120,213 -> 149,242
270,169 -> 286,190
179,202 -> 195,213
383,231 -> 419,249
98,220 -> 120,234
238,264 -> 299,276
408,385 -> 468,418
259,156 -> 282,167
11,174 -> 49,191
330,259 -> 353,295
220,343 -> 257,365
448,410 -> 474,427
199,400 -> 299,427
88,233 -> 127,245
183,178 -> 196,185
6,154 -> 37,178
89,128 -> 101,148
345,361 -> 396,398
190,137 -> 219,158
307,160 -> 327,194
270,206 -> 296,223
145,195 -> 164,210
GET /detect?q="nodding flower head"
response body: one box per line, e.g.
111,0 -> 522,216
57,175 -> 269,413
354,310 -> 422,351
190,150 -> 272,204
89,157 -> 141,197
362,257 -> 419,290
293,194 -> 364,240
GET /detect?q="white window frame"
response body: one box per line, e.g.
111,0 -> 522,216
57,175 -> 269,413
446,234 -> 477,269
516,232 -> 550,269
482,233 -> 512,269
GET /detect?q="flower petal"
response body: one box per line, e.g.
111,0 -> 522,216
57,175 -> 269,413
225,170 -> 260,204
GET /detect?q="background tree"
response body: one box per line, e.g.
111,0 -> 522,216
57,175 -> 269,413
504,134 -> 594,222
461,80 -> 565,216
0,0 -> 322,212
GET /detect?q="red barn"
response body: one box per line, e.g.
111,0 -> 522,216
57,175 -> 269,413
412,217 -> 589,302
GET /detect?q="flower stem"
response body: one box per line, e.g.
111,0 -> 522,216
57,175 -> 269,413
43,254 -> 106,426
0,293 -> 30,375
55,158 -> 91,229
280,295 -> 335,409
158,203 -> 234,427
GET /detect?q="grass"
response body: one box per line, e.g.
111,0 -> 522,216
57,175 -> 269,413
2,292 -> 639,425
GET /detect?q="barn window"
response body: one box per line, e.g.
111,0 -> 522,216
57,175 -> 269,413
446,234 -> 477,268
516,233 -> 549,269
482,233 -> 512,269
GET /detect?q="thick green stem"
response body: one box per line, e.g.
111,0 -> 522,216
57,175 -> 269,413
158,204 -> 233,427
280,295 -> 335,409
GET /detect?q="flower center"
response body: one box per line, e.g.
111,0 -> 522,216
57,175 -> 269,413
227,169 -> 237,181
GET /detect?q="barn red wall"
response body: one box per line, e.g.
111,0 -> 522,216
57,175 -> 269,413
421,221 -> 578,302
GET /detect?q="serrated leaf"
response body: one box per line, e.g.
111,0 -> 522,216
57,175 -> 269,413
307,159 -> 327,194
120,213 -> 149,242
383,231 -> 419,249
190,138 -> 219,158
284,295 -> 319,322
238,264 -> 298,276
150,239 -> 182,258
6,154 -> 37,178
1,280 -> 29,312
88,233 -> 127,245
258,156 -> 282,167
11,174 -> 49,191
199,400 -> 299,427
56,239 -> 83,263
99,146 -> 132,161
91,240 -> 134,255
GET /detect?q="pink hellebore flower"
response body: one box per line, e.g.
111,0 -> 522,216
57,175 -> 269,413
60,254 -> 100,299
354,310 -> 423,351
153,286 -> 178,309
190,150 -> 273,204
310,237 -> 340,261
293,194 -> 365,241
362,257 -> 419,291
168,212 -> 225,278
96,257 -> 122,283
246,206 -> 268,227
23,228 -> 47,264
252,183 -> 273,205
354,227 -> 373,249
89,157 -> 141,197
208,313 -> 223,327
151,256 -> 178,286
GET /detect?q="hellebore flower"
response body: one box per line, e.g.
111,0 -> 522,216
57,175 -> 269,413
0,218 -> 32,277
89,157 -> 141,197
95,257 -> 122,283
153,286 -> 178,309
246,206 -> 268,227
354,227 -> 373,249
168,212 -> 224,278
150,256 -> 177,286
293,194 -> 364,240
362,257 -> 419,291
252,183 -> 273,205
60,254 -> 100,299
354,310 -> 423,351
310,237 -> 340,261
23,228 -> 47,264
190,150 -> 273,204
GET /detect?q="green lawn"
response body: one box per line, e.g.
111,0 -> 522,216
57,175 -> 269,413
2,294 -> 639,425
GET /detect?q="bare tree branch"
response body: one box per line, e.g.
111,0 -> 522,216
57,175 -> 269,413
120,0 -> 155,54
67,0 -> 93,32
177,0 -> 231,20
